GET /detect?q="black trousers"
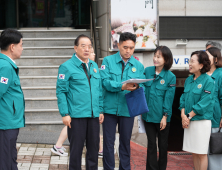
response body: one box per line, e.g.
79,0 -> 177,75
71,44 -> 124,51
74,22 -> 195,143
68,117 -> 100,170
0,129 -> 19,170
103,113 -> 134,170
144,122 -> 170,170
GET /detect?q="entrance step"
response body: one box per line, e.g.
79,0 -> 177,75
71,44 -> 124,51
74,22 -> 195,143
23,38 -> 75,47
17,123 -> 66,144
22,46 -> 74,56
25,109 -> 60,121
25,120 -> 63,125
19,66 -> 59,76
22,86 -> 56,98
17,56 -> 71,66
20,76 -> 57,87
25,97 -> 58,110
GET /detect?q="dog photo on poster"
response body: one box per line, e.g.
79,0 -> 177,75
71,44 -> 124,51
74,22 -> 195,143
110,0 -> 158,51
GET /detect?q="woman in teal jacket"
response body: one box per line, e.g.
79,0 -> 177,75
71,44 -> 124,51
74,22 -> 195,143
179,51 -> 215,170
143,46 -> 176,170
206,47 -> 222,170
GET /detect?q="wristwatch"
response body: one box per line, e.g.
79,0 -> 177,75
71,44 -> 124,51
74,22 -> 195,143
186,114 -> 192,120
163,113 -> 168,117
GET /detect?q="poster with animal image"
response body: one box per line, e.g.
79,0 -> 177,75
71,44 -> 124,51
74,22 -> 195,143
111,0 -> 158,51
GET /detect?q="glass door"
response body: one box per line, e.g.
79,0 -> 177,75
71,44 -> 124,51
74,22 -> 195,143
19,0 -> 48,27
47,0 -> 90,28
0,0 -> 90,29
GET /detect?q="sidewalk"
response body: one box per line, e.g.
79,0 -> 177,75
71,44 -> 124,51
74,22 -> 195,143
16,142 -> 194,170
16,143 -> 119,170
130,141 -> 194,170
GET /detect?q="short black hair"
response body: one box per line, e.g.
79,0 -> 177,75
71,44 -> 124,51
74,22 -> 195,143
154,46 -> 173,70
191,51 -> 211,73
0,29 -> 23,51
119,32 -> 136,44
206,47 -> 222,68
74,34 -> 93,46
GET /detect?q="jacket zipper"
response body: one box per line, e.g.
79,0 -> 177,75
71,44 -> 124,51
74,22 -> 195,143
121,62 -> 125,80
117,62 -> 125,115
82,63 -> 93,117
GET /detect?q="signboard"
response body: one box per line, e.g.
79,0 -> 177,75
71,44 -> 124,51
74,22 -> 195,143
110,0 -> 158,51
172,55 -> 190,70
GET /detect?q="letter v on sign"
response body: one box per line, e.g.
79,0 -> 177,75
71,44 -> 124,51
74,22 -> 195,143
174,58 -> 179,64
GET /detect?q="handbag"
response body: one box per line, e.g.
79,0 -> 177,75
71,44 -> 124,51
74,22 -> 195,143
209,127 -> 222,154
125,87 -> 149,117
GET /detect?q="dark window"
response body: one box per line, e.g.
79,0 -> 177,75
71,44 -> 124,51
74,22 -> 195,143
0,0 -> 90,29
0,0 -> 16,29
160,17 -> 222,39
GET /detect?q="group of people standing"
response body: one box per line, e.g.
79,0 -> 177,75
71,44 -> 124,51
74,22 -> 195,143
56,32 -> 222,170
0,28 -> 222,170
143,42 -> 222,170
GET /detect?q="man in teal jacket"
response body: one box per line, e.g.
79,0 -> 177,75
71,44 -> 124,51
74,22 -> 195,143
0,29 -> 25,170
100,32 -> 145,170
56,34 -> 104,170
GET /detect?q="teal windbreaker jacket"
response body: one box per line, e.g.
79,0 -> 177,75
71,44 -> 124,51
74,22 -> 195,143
0,53 -> 25,130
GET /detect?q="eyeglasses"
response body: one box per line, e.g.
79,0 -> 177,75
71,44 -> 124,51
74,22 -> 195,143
188,60 -> 198,64
79,44 -> 93,49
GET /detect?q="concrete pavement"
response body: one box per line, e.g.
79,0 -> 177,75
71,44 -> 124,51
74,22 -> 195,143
16,141 -> 194,170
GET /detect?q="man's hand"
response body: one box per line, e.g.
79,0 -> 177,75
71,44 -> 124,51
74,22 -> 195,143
62,115 -> 71,128
160,116 -> 167,130
99,114 -> 104,124
122,83 -> 138,91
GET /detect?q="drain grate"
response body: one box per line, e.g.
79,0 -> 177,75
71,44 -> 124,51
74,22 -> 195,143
168,152 -> 192,155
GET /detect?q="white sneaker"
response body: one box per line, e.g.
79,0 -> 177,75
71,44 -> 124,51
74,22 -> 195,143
98,151 -> 103,158
51,145 -> 68,156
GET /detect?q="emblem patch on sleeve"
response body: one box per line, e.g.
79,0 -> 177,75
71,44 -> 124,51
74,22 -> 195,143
0,77 -> 8,84
59,74 -> 65,79
101,65 -> 105,70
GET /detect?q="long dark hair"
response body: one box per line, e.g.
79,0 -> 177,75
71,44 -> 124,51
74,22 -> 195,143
206,47 -> 222,68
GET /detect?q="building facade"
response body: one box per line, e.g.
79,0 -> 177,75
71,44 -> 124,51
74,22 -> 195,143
0,0 -> 222,151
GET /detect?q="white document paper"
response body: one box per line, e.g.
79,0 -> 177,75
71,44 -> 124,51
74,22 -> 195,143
138,115 -> 146,133
122,78 -> 154,84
